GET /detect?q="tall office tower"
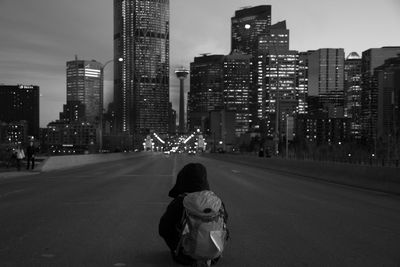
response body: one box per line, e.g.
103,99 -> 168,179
175,68 -> 189,134
114,0 -> 169,147
0,84 -> 40,138
361,46 -> 400,144
223,51 -> 252,137
344,52 -> 362,140
297,51 -> 312,114
231,5 -> 271,132
66,57 -> 103,123
188,54 -> 225,132
256,21 -> 298,138
257,50 -> 298,137
374,54 -> 400,152
257,21 -> 289,52
308,48 -> 345,118
231,5 -> 271,55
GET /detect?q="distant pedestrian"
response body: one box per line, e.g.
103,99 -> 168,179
15,144 -> 25,171
26,142 -> 36,170
159,163 -> 229,266
6,146 -> 16,168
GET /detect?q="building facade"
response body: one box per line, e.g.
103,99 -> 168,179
253,20 -> 298,144
46,120 -> 97,154
344,52 -> 362,140
114,0 -> 170,148
307,48 -> 345,118
188,54 -> 225,132
231,5 -> 271,55
66,58 -> 103,124
360,46 -> 400,144
223,52 -> 252,136
0,84 -> 40,138
375,54 -> 400,158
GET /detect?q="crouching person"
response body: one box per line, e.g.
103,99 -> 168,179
159,163 -> 229,266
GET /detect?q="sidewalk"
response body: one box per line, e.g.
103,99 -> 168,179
0,158 -> 45,179
0,169 -> 40,179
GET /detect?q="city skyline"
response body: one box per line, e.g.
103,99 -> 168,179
1,0 -> 400,127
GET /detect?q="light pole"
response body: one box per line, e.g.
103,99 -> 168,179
273,52 -> 280,156
99,57 -> 123,152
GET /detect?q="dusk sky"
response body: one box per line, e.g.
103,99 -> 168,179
1,0 -> 400,127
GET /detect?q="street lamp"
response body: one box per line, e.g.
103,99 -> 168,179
99,57 -> 123,152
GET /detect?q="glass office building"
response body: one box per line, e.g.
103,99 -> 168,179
114,0 -> 169,146
0,85 -> 40,138
66,58 -> 103,124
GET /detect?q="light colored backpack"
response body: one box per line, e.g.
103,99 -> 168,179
176,190 -> 228,261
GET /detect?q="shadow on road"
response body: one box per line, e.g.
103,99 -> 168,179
134,250 -> 177,266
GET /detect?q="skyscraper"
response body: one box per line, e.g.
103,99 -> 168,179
114,0 -> 169,147
360,46 -> 400,144
344,52 -> 362,140
231,5 -> 272,133
297,51 -> 313,114
255,21 -> 298,137
375,54 -> 400,149
66,57 -> 103,123
0,84 -> 40,138
231,5 -> 271,55
188,54 -> 225,132
223,51 -> 252,136
308,48 -> 345,118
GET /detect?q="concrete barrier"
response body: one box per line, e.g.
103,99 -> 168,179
40,152 -> 144,172
203,153 -> 400,195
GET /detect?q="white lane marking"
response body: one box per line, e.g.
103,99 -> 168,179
114,263 -> 126,267
232,169 -> 240,173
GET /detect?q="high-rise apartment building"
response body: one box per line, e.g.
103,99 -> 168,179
308,48 -> 345,118
231,5 -> 271,55
0,84 -> 40,138
114,0 -> 169,147
66,57 -> 103,123
344,52 -> 362,140
360,46 -> 400,144
188,54 -> 225,132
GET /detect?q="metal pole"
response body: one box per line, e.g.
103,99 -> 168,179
274,52 -> 280,156
286,114 -> 289,159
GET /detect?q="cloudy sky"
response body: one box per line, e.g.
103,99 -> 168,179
1,0 -> 400,127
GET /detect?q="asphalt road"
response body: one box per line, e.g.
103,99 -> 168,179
1,153 -> 400,266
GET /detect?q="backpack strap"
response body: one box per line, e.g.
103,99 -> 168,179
174,194 -> 188,256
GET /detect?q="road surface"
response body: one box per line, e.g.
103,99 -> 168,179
1,153 -> 399,266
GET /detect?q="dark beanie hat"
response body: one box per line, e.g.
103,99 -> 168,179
168,163 -> 210,198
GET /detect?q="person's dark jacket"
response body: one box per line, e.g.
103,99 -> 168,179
26,145 -> 35,158
158,163 -> 228,265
